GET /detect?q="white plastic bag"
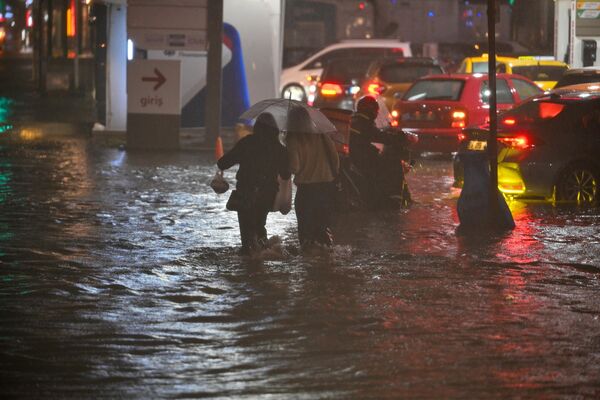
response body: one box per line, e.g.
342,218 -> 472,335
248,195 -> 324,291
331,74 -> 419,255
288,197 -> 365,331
272,176 -> 292,214
210,169 -> 229,194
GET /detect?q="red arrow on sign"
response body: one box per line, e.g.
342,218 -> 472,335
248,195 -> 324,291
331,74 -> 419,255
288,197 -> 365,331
142,68 -> 166,91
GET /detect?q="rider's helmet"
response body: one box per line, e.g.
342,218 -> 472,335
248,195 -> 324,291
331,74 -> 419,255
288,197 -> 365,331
356,95 -> 379,120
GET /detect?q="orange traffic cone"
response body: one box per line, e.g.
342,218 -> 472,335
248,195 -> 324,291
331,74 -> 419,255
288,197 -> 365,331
215,136 -> 224,161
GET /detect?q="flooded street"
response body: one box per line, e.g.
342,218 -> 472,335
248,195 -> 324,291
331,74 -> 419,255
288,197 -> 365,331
1,127 -> 600,399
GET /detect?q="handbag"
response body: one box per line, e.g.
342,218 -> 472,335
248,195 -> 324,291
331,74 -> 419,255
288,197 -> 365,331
272,176 -> 292,214
210,169 -> 229,194
226,190 -> 244,211
226,189 -> 259,211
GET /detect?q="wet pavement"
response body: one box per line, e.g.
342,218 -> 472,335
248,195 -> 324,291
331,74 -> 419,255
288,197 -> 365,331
1,75 -> 600,398
1,124 -> 599,399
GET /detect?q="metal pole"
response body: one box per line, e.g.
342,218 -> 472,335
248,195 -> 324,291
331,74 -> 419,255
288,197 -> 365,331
47,0 -> 53,59
35,0 -> 46,93
205,0 -> 223,148
74,0 -> 81,91
487,0 -> 499,220
62,0 -> 68,58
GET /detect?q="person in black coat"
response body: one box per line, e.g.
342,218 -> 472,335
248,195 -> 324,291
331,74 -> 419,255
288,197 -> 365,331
217,113 -> 291,254
349,96 -> 397,175
349,96 -> 408,205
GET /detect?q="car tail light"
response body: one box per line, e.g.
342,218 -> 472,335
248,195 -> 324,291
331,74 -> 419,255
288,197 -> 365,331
497,133 -> 534,150
502,117 -> 516,126
499,182 -> 525,194
320,82 -> 343,97
457,132 -> 466,142
390,109 -> 400,126
539,102 -> 564,119
366,81 -> 387,96
451,109 -> 467,128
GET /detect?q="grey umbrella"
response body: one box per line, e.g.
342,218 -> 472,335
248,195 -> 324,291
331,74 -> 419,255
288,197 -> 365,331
239,98 -> 339,136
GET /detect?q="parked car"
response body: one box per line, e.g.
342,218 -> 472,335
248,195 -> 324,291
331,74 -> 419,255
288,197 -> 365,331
456,54 -> 517,74
391,73 -> 543,153
554,67 -> 600,89
453,84 -> 600,203
279,40 -> 412,103
497,57 -> 569,90
356,57 -> 444,112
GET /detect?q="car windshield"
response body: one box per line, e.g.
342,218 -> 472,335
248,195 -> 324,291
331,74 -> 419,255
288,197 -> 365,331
472,62 -> 489,73
321,58 -> 375,83
404,79 -> 464,101
501,100 -> 567,124
378,64 -> 443,83
481,79 -> 514,104
512,65 -> 568,81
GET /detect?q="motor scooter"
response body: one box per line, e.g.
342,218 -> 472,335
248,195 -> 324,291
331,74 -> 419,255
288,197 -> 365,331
320,107 -> 418,211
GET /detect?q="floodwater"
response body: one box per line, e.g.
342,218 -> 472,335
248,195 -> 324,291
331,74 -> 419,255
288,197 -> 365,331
1,126 -> 600,399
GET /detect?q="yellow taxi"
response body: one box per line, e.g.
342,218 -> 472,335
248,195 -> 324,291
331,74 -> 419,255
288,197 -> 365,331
456,54 -> 518,74
498,57 -> 569,90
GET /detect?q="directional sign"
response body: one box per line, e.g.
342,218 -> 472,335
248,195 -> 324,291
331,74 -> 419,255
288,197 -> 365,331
128,0 -> 208,51
128,60 -> 181,115
142,68 -> 166,91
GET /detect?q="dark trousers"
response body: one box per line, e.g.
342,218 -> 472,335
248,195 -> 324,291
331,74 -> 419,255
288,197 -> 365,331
295,182 -> 335,246
237,206 -> 269,251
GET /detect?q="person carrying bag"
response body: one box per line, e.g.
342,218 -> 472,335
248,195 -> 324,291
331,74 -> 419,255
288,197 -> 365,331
272,176 -> 292,215
217,113 -> 291,255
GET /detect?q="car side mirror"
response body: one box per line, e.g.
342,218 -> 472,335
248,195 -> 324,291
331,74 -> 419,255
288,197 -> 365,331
394,91 -> 404,99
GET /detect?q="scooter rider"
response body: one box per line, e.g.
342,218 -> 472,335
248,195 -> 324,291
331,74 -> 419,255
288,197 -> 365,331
349,95 -> 407,204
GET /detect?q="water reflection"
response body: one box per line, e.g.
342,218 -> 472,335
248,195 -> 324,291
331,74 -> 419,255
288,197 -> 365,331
0,96 -> 14,133
1,131 -> 599,398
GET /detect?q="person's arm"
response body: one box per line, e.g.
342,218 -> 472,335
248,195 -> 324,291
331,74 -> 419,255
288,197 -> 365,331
287,137 -> 301,175
350,115 -> 394,146
216,138 -> 245,170
364,124 -> 395,145
323,135 -> 340,175
278,146 -> 292,180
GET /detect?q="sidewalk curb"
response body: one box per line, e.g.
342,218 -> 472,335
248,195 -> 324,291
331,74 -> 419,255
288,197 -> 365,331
91,127 -> 240,151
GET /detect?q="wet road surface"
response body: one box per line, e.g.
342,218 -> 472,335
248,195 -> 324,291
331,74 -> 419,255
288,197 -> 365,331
1,123 -> 600,399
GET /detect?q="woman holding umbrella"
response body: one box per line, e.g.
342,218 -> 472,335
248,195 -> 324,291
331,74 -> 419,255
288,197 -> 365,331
217,112 -> 290,255
286,107 -> 340,249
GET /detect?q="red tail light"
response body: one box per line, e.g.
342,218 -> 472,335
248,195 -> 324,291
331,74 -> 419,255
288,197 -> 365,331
498,133 -> 534,150
320,82 -> 343,97
366,81 -> 386,96
457,132 -> 466,142
502,117 -> 516,126
390,109 -> 400,126
451,109 -> 467,129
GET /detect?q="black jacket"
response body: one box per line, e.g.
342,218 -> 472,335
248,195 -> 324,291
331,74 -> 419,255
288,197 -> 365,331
349,112 -> 395,171
217,133 -> 291,206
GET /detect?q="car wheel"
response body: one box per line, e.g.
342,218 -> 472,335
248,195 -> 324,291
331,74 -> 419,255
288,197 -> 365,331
556,164 -> 599,204
281,84 -> 306,102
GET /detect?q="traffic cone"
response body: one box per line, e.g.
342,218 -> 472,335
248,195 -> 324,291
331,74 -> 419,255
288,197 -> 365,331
215,136 -> 224,161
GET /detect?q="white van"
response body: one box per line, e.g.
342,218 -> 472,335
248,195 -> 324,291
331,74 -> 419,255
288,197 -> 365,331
280,39 -> 412,103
